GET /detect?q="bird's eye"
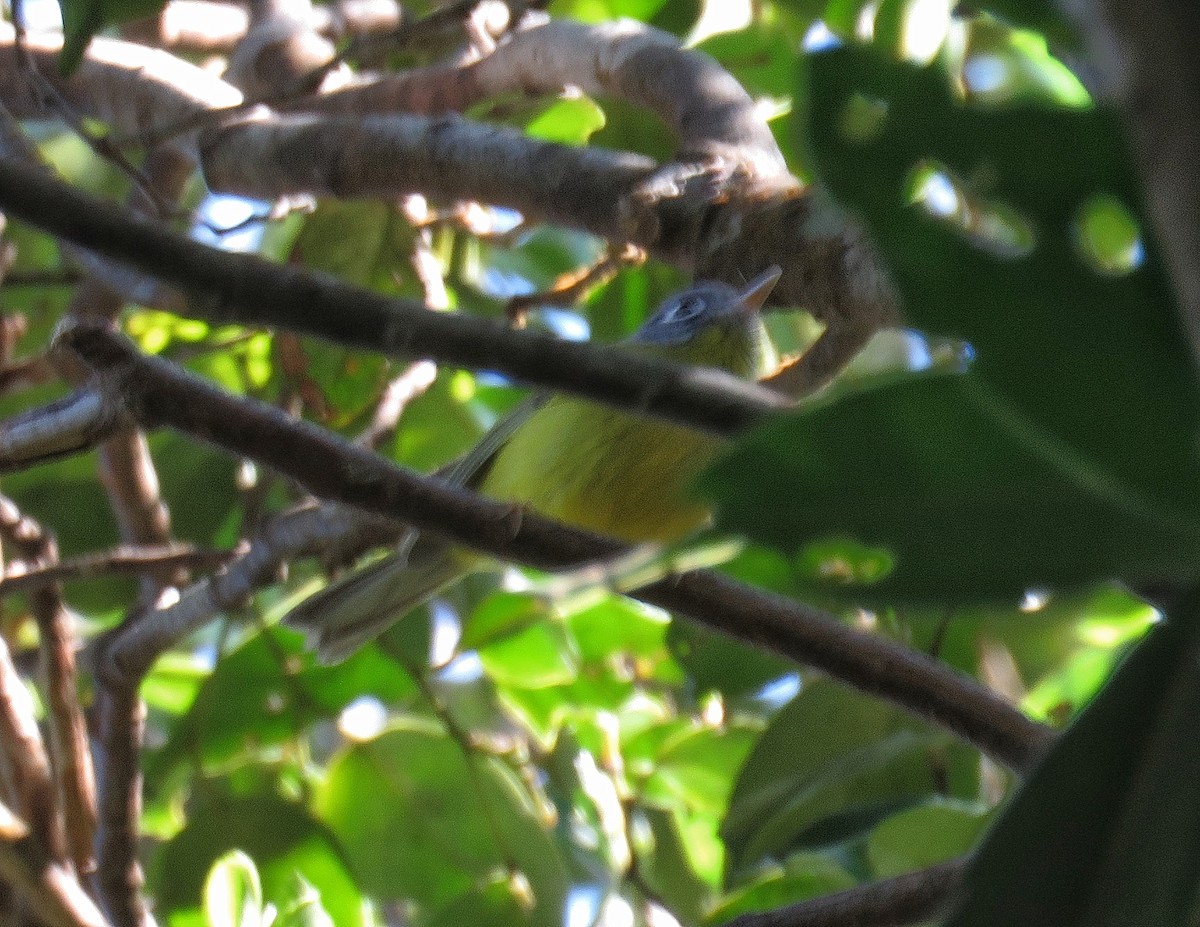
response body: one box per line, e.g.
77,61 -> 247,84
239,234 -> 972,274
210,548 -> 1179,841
661,295 -> 705,324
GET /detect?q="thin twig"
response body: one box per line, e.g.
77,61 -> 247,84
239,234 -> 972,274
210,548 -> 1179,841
63,324 -> 1055,772
0,798 -> 110,927
0,497 -> 98,879
0,543 -> 236,597
506,244 -> 645,323
0,633 -> 66,865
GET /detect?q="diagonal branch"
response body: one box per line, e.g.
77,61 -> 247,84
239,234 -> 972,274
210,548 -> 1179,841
0,23 -> 896,390
62,322 -> 1055,772
308,17 -> 791,187
0,156 -> 788,428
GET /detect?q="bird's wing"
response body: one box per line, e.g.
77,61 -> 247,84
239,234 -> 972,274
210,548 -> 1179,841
441,392 -> 549,489
284,392 -> 551,662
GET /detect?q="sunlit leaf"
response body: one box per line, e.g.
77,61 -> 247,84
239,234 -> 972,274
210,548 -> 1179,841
152,783 -> 366,927
203,851 -> 263,927
314,722 -> 567,924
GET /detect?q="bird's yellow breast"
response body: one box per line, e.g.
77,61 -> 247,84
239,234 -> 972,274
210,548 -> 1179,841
477,324 -> 765,544
479,398 -> 721,542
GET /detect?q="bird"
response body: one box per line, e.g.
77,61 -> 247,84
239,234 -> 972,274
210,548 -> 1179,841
285,267 -> 782,661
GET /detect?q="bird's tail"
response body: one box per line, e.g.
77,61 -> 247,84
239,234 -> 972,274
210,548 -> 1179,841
284,534 -> 461,663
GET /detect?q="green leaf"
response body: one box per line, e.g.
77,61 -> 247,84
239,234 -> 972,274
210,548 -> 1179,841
287,200 -> 424,424
564,595 -> 670,664
478,620 -> 579,689
966,0 -> 1079,47
526,98 -> 607,146
667,621 -> 793,701
698,18 -> 800,99
807,47 -> 1200,518
272,878 -> 335,927
425,877 -> 533,927
461,592 -> 552,652
723,677 -> 967,874
866,800 -> 991,877
702,373 -> 1200,603
59,0 -> 167,72
152,785 -> 365,927
203,851 -> 263,927
495,685 -> 572,748
140,652 -> 210,716
708,853 -> 857,923
314,722 -> 567,922
386,371 -> 491,473
144,628 -> 416,790
945,597 -> 1200,927
290,200 -> 416,292
641,724 -> 761,814
632,806 -> 716,921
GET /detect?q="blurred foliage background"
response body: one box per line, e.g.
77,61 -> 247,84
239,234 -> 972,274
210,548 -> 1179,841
4,0 -> 1198,924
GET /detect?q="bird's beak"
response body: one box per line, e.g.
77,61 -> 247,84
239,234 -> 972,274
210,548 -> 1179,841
736,265 -> 783,314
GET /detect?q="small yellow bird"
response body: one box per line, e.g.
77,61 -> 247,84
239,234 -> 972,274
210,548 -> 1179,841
286,267 -> 781,660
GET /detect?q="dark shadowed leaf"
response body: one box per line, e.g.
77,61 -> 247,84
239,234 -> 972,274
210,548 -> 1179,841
807,46 -> 1200,518
723,676 -> 972,875
945,595 -> 1200,926
152,784 -> 365,927
701,372 -> 1200,603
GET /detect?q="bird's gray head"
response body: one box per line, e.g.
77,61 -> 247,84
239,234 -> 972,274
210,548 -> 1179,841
634,266 -> 782,346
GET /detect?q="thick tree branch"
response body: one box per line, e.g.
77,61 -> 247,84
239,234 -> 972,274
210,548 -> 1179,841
152,0 -> 403,53
0,24 -> 895,389
0,26 -> 242,156
0,387 -> 127,473
310,18 -> 791,186
63,323 -> 1054,772
0,157 -> 788,430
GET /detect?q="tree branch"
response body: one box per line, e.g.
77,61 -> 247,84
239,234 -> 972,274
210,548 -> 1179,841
0,156 -> 788,431
309,17 -> 791,188
89,675 -> 148,927
0,799 -> 109,927
0,543 -> 235,596
0,23 -> 896,390
63,323 -> 1054,772
0,387 -> 127,473
726,858 -> 964,927
0,498 -> 98,882
0,632 -> 66,866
